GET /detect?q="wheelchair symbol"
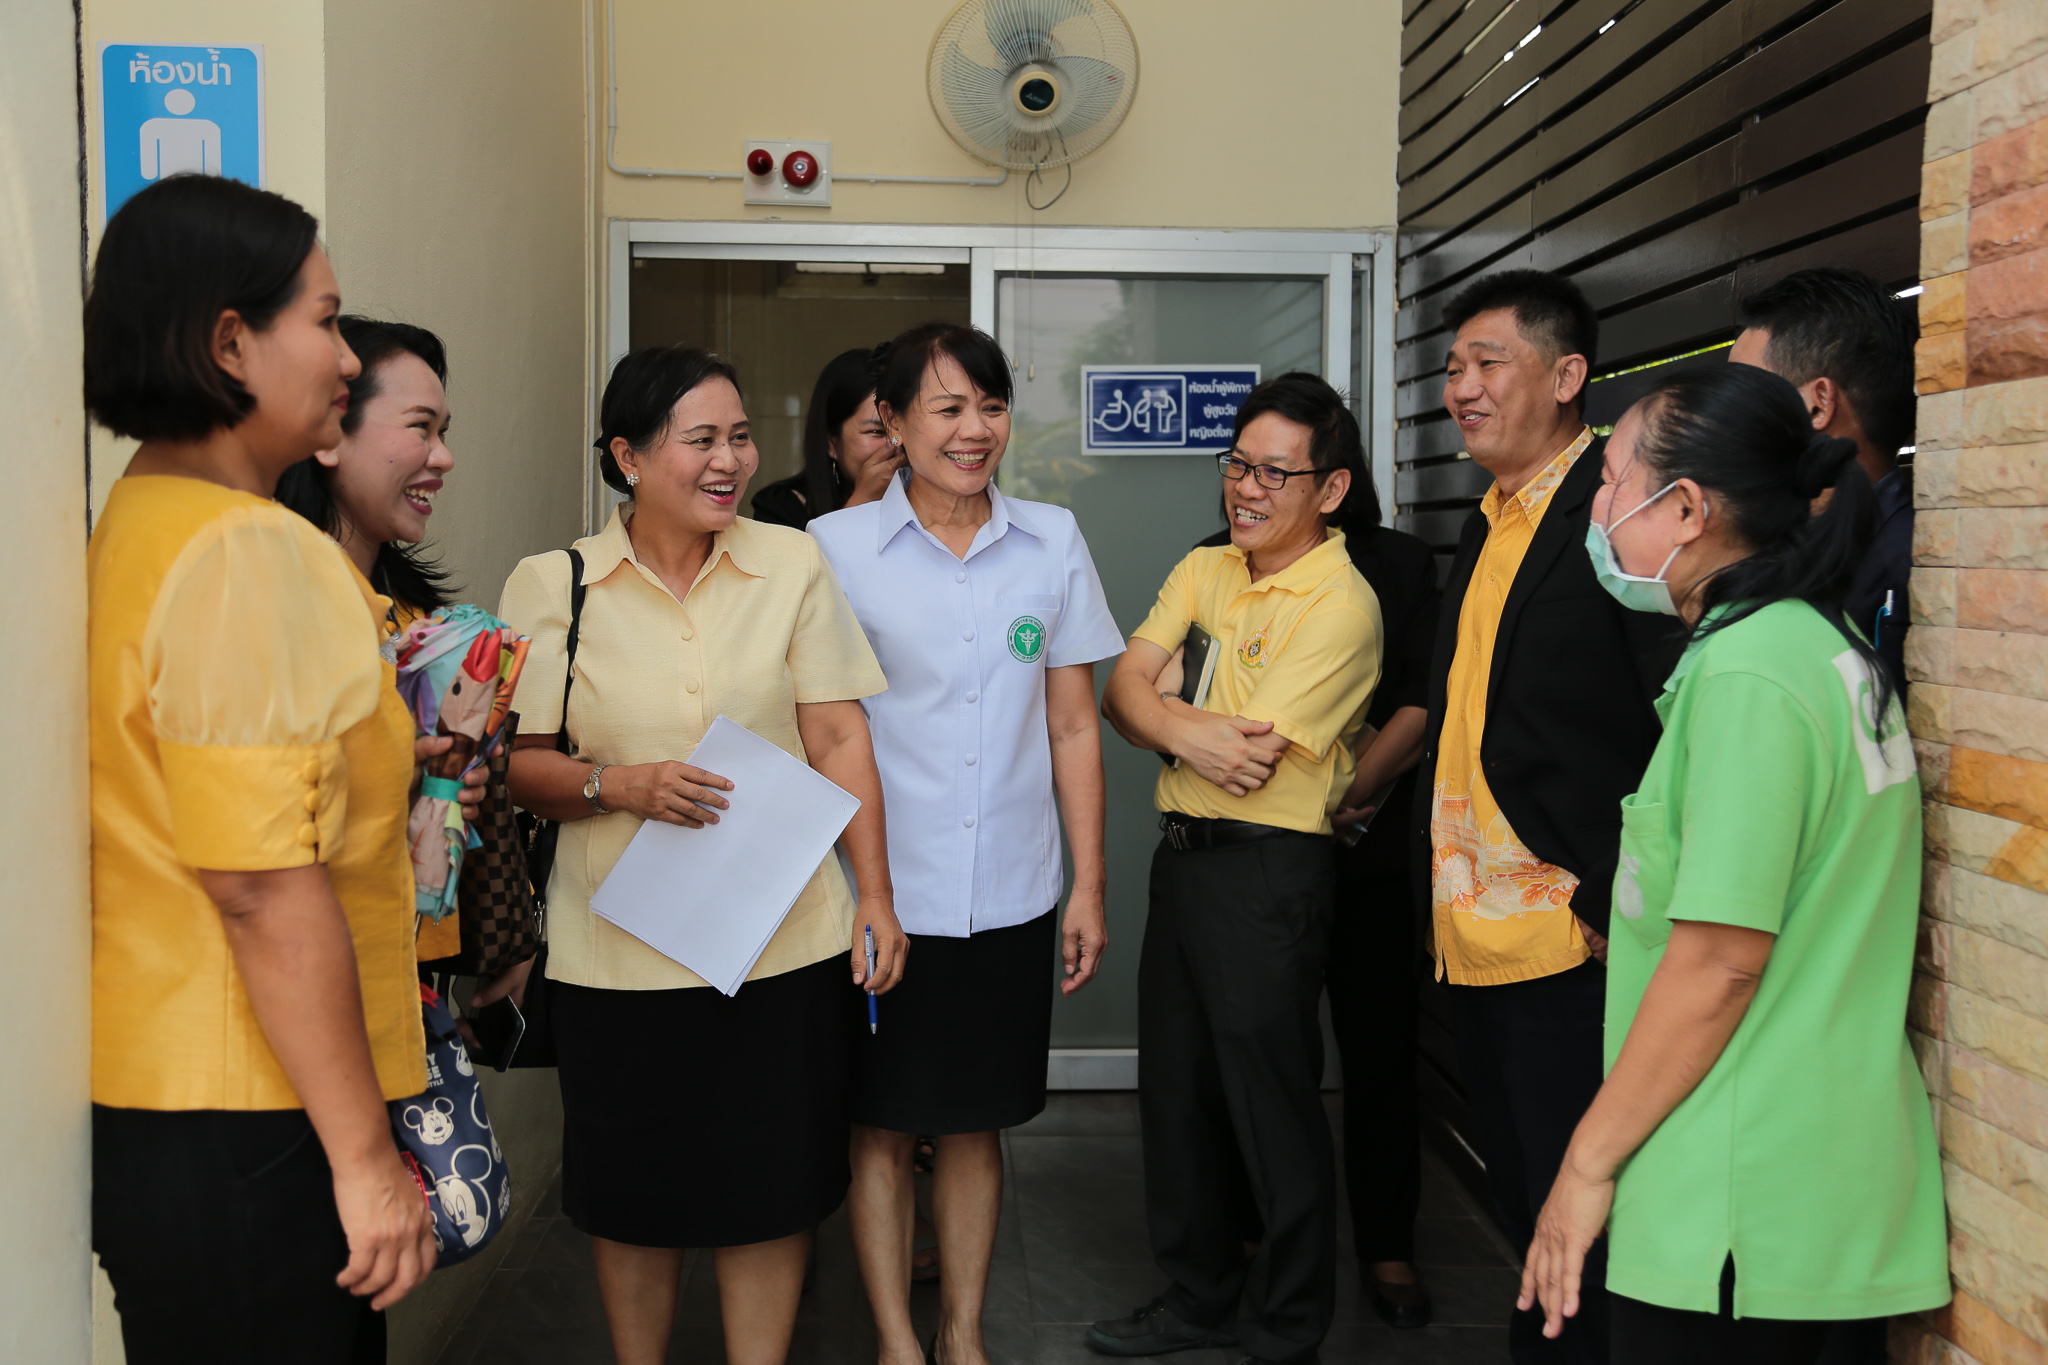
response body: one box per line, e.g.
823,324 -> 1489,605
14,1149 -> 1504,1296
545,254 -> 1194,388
1094,385 -> 1180,438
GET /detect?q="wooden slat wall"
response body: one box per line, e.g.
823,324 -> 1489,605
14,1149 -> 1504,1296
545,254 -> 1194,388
1391,0 -> 1931,541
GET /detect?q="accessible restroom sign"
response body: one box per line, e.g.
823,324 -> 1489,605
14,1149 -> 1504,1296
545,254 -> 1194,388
100,44 -> 264,221
1082,365 -> 1260,456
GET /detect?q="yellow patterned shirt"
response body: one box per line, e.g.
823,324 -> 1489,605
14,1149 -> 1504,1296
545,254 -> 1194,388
1431,429 -> 1595,985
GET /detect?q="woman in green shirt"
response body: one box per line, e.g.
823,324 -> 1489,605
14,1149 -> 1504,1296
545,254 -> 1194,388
1518,363 -> 1949,1362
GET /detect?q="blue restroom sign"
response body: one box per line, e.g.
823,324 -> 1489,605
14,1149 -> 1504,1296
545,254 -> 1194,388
1082,365 -> 1260,456
100,43 -> 264,221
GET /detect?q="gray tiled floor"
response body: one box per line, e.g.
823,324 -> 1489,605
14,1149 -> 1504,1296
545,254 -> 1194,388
439,1093 -> 1513,1364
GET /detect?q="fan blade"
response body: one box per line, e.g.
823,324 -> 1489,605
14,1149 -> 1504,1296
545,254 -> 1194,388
1044,54 -> 1127,136
940,47 -> 1016,150
985,0 -> 1095,67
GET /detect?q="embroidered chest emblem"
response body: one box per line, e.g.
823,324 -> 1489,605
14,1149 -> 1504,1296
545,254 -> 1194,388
1007,615 -> 1046,662
1237,621 -> 1274,668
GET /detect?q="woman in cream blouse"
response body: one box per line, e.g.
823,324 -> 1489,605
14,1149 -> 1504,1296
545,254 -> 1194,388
85,176 -> 440,1361
501,345 -> 904,1365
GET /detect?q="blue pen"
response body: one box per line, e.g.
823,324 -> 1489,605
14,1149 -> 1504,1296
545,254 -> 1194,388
864,924 -> 878,1034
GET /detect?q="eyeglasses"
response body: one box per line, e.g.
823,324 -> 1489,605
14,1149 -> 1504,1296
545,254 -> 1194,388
1218,452 -> 1323,491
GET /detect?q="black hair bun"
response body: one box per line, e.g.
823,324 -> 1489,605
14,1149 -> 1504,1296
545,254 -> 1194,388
1797,433 -> 1860,499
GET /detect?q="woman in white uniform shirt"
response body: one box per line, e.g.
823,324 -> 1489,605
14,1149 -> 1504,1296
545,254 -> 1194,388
809,323 -> 1125,1365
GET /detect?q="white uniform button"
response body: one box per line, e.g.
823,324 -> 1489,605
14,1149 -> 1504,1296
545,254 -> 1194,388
963,628 -> 975,642
966,690 -> 979,703
680,625 -> 695,641
963,816 -> 976,828
965,754 -> 978,766
955,571 -> 967,583
686,678 -> 699,694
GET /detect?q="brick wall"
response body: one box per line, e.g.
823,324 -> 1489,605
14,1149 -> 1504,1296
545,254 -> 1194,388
1897,0 -> 2048,1358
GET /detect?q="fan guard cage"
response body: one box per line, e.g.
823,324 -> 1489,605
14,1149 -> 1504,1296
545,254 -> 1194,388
928,0 -> 1139,172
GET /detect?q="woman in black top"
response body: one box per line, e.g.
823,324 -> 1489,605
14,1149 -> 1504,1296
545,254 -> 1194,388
1327,518 -> 1439,1329
749,345 -> 904,529
1196,451 -> 1441,1330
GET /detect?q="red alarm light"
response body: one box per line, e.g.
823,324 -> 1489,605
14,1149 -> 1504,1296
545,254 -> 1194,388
782,150 -> 820,188
746,148 -> 774,177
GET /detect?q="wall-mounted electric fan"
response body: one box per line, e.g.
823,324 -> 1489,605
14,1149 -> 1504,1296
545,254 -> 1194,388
928,0 -> 1140,172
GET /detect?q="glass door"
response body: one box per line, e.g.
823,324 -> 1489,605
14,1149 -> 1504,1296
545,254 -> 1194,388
627,249 -> 971,501
997,273 -> 1329,1052
614,223 -> 1383,1068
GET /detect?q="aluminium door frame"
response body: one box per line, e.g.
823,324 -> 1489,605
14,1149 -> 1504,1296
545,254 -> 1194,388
603,221 -> 1395,535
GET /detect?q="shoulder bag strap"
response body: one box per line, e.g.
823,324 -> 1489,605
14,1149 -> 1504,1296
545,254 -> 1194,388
557,548 -> 585,756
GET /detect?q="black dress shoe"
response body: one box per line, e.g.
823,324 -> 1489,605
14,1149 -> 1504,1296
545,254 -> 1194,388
1365,1269 -> 1433,1329
1086,1298 -> 1238,1356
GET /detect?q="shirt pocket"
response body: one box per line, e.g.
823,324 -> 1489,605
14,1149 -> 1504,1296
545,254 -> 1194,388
1000,595 -> 1063,663
1614,794 -> 1674,950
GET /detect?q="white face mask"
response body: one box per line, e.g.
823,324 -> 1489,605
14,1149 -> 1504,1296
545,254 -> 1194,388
1585,479 -> 1701,616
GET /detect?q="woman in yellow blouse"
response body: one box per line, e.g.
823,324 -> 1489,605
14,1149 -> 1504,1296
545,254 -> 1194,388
84,176 -> 442,1363
274,316 -> 475,962
500,345 -> 906,1365
275,316 -> 457,619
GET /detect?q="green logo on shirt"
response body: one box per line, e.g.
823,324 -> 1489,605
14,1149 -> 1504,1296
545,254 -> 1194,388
1007,615 -> 1046,662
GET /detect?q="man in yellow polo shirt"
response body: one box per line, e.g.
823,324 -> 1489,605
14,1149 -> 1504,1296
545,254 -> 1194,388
1091,375 -> 1381,1365
1419,272 -> 1681,1365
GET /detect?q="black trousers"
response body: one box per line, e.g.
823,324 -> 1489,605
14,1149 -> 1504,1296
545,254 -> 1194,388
92,1105 -> 386,1365
1449,961 -> 1610,1365
1326,860 -> 1421,1264
1138,832 -> 1337,1364
1612,1260 -> 1834,1365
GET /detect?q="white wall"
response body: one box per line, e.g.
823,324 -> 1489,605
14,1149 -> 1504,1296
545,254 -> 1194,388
0,1 -> 95,1360
600,0 -> 1402,230
324,0 -> 591,605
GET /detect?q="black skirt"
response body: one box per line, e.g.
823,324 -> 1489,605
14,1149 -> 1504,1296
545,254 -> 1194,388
552,955 -> 852,1248
852,908 -> 1056,1135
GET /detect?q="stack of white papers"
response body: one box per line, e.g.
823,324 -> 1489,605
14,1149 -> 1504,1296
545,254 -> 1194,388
589,716 -> 862,995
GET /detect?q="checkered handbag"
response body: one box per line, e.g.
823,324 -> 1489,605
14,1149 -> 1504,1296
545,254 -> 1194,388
427,725 -> 541,979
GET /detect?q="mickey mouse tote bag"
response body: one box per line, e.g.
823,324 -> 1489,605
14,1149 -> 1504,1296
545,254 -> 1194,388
388,984 -> 510,1266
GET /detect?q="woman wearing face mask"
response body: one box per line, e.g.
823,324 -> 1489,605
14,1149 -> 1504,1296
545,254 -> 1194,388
750,345 -> 905,530
808,323 -> 1124,1365
84,176 -> 439,1361
499,345 -> 904,1365
1518,364 -> 1948,1363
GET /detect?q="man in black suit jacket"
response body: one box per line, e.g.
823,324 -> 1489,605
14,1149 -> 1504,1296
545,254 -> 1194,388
1413,271 -> 1681,1364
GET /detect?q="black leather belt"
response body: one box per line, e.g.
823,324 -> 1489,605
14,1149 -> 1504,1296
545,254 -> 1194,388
1159,813 -> 1290,851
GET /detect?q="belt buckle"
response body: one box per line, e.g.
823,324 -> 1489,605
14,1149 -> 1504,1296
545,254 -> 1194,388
1161,815 -> 1191,852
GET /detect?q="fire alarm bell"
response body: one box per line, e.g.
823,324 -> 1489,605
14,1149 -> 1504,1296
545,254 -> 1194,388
742,139 -> 832,207
782,150 -> 820,188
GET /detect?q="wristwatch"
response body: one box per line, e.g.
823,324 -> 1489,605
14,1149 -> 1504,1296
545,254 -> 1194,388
582,764 -> 610,814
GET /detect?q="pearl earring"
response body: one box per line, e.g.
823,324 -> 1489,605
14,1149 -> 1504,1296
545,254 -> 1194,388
626,473 -> 639,487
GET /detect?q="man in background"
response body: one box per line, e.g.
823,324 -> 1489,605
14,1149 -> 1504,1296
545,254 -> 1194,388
1731,268 -> 1919,688
1420,270 -> 1682,1364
